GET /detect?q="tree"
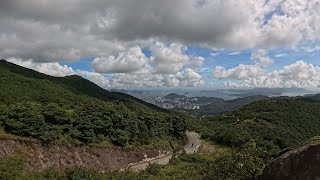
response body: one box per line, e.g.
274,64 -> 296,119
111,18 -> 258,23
3,103 -> 47,139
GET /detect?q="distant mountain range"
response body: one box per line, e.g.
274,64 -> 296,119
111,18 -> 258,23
147,91 -> 320,116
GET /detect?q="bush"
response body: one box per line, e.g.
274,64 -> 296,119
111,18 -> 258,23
0,156 -> 24,180
144,163 -> 163,176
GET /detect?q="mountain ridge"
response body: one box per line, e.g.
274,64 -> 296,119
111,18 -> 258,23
0,59 -> 168,112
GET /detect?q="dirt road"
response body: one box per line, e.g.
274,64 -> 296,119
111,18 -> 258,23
184,131 -> 201,154
128,131 -> 201,171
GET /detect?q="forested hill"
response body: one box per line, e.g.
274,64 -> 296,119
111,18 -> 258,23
0,60 -> 186,147
197,98 -> 320,159
0,59 -> 166,112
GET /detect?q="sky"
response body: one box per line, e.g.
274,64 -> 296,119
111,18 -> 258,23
1,0 -> 320,90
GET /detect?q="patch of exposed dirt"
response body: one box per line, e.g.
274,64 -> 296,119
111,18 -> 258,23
199,141 -> 227,156
0,139 -> 172,171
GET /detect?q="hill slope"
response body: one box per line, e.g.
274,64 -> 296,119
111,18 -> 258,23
196,99 -> 320,158
0,60 -> 186,146
186,95 -> 270,115
0,60 -> 167,112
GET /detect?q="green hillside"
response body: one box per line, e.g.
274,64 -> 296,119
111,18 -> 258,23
186,95 -> 270,116
197,99 -> 320,158
0,60 -> 186,146
0,60 -> 167,112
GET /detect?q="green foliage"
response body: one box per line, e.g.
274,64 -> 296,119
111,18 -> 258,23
0,101 -> 186,146
187,95 -> 270,116
144,163 -> 163,176
209,142 -> 264,180
0,156 -> 24,180
65,168 -> 104,180
1,103 -> 48,140
196,99 -> 320,159
0,61 -> 187,147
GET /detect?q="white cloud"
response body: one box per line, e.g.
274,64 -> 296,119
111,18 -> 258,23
6,51 -> 204,88
189,56 -> 205,68
91,46 -> 148,74
76,70 -> 111,88
0,0 -> 319,63
7,58 -> 75,77
148,42 -> 206,75
274,53 -> 287,58
179,68 -> 203,87
223,60 -> 320,89
213,64 -> 265,80
228,51 -> 242,56
251,49 -> 274,66
210,52 -> 220,57
301,46 -> 320,53
162,68 -> 203,87
195,67 -> 211,73
213,49 -> 273,80
150,42 -> 190,74
1,0 -> 320,89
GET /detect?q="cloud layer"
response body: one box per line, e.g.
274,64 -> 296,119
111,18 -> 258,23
1,0 -> 320,89
218,60 -> 320,90
1,0 -> 319,62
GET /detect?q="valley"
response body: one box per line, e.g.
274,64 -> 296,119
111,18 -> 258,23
1,60 -> 320,179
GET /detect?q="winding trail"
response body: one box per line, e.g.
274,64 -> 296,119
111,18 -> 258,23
128,131 -> 201,171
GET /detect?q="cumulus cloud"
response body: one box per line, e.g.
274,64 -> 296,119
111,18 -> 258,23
251,49 -> 274,66
223,60 -> 320,89
91,46 -> 148,74
149,42 -> 206,74
213,64 -> 265,80
213,49 -> 273,79
150,42 -> 190,74
89,42 -> 204,87
1,0 -> 320,88
179,68 -> 203,87
76,70 -> 111,88
189,56 -> 205,68
5,57 -> 203,88
7,58 -> 75,77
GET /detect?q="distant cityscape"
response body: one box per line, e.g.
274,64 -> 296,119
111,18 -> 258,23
146,95 -> 201,110
110,88 -> 314,111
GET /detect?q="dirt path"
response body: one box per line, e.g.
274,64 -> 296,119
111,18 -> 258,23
184,131 -> 201,154
128,131 -> 201,171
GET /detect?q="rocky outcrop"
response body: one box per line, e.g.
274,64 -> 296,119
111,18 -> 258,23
261,142 -> 320,180
0,139 -> 172,171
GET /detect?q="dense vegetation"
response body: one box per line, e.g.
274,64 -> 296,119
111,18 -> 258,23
0,60 -> 186,147
194,99 -> 320,159
186,95 -> 270,116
